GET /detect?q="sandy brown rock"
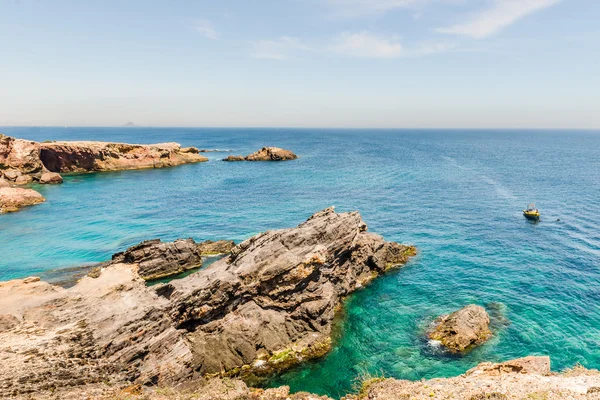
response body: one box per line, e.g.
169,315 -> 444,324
109,238 -> 203,280
0,208 -> 415,396
428,304 -> 491,353
0,134 -> 46,181
245,147 -> 297,161
39,140 -> 208,173
197,239 -> 236,254
223,155 -> 245,161
345,356 -> 600,400
0,187 -> 45,213
39,171 -> 63,184
0,178 -> 10,188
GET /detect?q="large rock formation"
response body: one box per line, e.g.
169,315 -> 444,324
0,134 -> 46,179
0,187 -> 45,213
0,134 -> 51,184
0,208 -> 415,397
428,304 -> 492,353
0,134 -> 210,213
39,141 -> 208,173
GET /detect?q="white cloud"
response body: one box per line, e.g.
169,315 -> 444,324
332,31 -> 404,58
437,0 -> 560,39
250,37 -> 311,60
193,19 -> 219,40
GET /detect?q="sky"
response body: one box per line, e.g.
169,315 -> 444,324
0,0 -> 599,128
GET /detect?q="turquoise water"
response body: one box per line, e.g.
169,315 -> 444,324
1,127 -> 599,398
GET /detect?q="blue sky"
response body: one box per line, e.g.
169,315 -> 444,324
1,0 -> 598,128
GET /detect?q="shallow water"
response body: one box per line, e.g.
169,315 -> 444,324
1,127 -> 599,398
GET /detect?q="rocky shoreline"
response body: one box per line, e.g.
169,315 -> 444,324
0,207 -> 416,398
0,134 -> 298,213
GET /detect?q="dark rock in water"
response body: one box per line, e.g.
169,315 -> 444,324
110,238 -> 203,281
39,171 -> 63,184
0,207 -> 415,396
197,239 -> 236,255
428,304 -> 491,353
223,155 -> 245,161
245,147 -> 297,161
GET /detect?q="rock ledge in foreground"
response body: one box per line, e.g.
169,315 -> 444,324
0,187 -> 45,213
0,207 -> 415,396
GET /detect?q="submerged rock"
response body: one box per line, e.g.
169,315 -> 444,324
428,304 -> 491,353
197,239 -> 236,255
0,208 -> 415,396
0,187 -> 45,213
39,140 -> 208,173
109,238 -> 203,281
245,147 -> 297,161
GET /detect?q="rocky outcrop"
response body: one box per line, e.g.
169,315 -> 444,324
246,147 -> 297,161
39,141 -> 208,173
346,356 -> 600,400
428,304 -> 492,353
0,187 -> 45,213
0,134 -> 46,179
0,134 -> 54,185
223,155 -> 245,161
107,238 -> 204,281
100,238 -> 236,281
223,148 -> 297,162
0,208 -> 415,396
197,239 -> 236,255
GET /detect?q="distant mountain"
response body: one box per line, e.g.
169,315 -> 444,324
123,122 -> 138,127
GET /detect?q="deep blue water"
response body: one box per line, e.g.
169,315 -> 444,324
1,127 -> 599,398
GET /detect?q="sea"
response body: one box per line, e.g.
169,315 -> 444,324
1,127 -> 599,398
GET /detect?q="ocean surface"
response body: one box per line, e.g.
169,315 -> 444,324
1,127 -> 599,398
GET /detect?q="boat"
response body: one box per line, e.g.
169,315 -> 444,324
523,204 -> 540,221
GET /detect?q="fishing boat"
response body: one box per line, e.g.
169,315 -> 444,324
523,204 -> 540,221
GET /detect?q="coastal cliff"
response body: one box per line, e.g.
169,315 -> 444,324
0,208 -> 415,397
39,140 -> 207,173
0,134 -> 208,213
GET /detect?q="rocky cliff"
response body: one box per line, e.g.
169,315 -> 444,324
0,134 -> 208,213
39,140 -> 207,173
0,208 -> 415,397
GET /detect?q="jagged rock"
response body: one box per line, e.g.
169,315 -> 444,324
197,239 -> 236,255
223,155 -> 245,161
245,147 -> 297,161
39,141 -> 208,173
0,208 -> 415,396
428,304 -> 491,353
0,187 -> 45,213
39,171 -> 63,184
109,238 -> 203,280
